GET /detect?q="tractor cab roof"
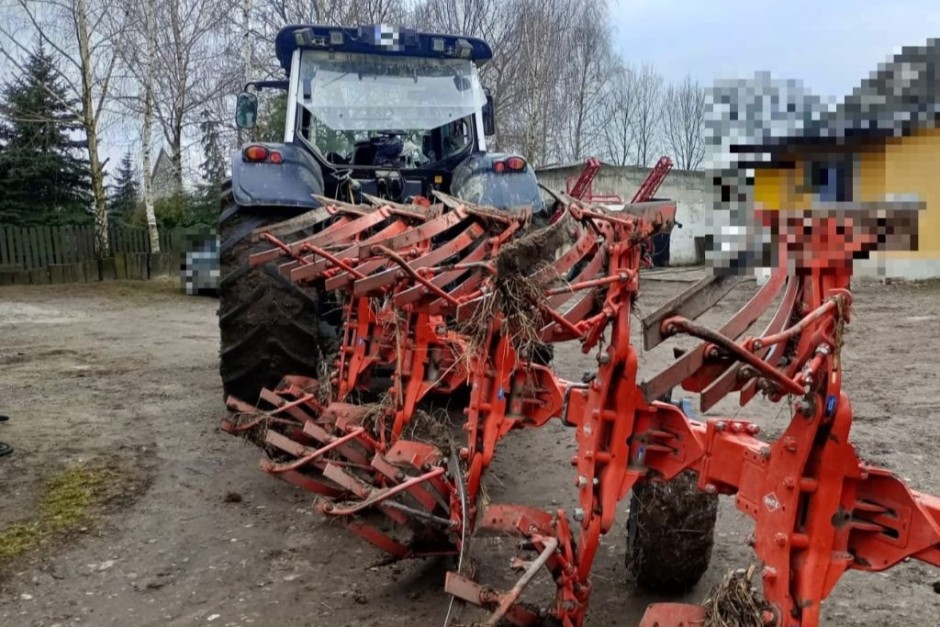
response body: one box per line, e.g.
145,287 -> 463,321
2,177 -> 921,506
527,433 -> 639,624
274,24 -> 493,74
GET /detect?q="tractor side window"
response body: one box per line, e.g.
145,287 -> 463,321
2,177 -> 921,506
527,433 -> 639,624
441,119 -> 471,159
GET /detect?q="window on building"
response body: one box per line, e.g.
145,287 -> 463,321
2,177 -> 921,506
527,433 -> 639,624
807,157 -> 853,202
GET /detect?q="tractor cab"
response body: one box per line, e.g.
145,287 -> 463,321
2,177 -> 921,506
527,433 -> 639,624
232,24 -> 543,213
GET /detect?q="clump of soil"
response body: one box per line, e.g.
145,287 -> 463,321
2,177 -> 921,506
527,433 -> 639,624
494,210 -> 578,277
702,565 -> 768,627
624,470 -> 719,594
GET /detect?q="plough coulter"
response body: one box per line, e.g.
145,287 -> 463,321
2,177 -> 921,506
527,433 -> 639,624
220,192 -> 939,626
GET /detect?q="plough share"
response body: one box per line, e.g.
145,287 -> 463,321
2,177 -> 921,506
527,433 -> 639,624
221,192 -> 939,626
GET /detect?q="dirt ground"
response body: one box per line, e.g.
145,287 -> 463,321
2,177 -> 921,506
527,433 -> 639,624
0,274 -> 938,627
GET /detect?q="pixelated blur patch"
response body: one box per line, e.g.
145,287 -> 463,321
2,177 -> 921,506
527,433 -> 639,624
179,226 -> 219,295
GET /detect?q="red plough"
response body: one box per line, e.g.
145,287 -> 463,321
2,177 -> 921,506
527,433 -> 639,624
220,192 -> 939,627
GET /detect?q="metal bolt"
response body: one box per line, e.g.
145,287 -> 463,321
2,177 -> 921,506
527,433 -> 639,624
746,423 -> 761,435
573,508 -> 585,522
597,353 -> 610,365
592,477 -> 599,486
762,566 -> 777,582
715,421 -> 727,432
797,399 -> 814,418
760,446 -> 771,460
783,437 -> 798,452
761,609 -> 777,626
569,456 -> 578,466
731,422 -> 743,433
752,339 -> 763,350
775,533 -> 787,546
576,475 -> 588,488
783,477 -> 795,490
704,483 -> 717,494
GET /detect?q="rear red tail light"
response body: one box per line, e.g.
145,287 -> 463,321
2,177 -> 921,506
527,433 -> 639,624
506,156 -> 526,171
243,145 -> 270,162
492,157 -> 527,174
269,151 -> 283,164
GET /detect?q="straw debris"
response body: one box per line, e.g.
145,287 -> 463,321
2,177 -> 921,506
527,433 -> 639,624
462,212 -> 579,362
702,565 -> 768,627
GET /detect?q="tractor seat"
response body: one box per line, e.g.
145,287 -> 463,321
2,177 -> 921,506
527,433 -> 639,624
352,140 -> 376,166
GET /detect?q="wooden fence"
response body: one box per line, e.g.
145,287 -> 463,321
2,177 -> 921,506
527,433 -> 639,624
0,224 -> 202,285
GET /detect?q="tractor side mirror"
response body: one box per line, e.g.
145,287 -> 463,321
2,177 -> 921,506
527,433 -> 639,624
482,92 -> 496,137
235,92 -> 258,129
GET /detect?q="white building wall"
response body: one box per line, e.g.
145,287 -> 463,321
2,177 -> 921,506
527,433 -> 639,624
536,164 -> 710,265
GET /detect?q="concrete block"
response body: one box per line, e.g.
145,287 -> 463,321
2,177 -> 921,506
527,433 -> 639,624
13,271 -> 30,284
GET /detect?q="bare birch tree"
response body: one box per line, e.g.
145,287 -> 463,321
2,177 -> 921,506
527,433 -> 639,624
633,63 -> 663,168
141,0 -> 159,251
661,75 -> 705,170
601,62 -> 638,166
412,0 -> 516,149
0,0 -> 125,255
562,1 -> 613,162
152,0 -> 241,195
502,0 -> 577,165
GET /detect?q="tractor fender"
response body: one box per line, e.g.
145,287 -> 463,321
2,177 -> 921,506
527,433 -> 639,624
450,152 -> 546,216
230,143 -> 324,209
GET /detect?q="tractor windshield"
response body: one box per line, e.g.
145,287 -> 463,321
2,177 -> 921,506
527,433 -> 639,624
295,50 -> 486,166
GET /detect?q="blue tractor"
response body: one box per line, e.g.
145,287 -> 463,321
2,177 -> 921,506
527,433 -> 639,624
218,24 -> 546,401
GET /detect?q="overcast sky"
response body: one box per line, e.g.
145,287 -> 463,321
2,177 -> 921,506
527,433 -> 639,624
610,0 -> 940,103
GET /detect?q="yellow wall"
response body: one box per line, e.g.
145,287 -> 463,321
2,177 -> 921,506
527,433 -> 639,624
753,167 -> 785,210
752,161 -> 810,211
856,146 -> 886,202
749,129 -> 940,259
881,128 -> 940,259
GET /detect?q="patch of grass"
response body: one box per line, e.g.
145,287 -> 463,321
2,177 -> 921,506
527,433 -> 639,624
0,460 -> 119,561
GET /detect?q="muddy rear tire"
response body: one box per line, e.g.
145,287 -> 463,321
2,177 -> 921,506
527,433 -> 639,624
217,187 -> 339,401
625,470 -> 719,594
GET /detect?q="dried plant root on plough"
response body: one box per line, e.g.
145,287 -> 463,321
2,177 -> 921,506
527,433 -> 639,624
702,566 -> 771,627
460,209 -> 581,364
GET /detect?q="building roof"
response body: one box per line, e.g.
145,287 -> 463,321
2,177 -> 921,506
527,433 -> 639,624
736,38 -> 940,155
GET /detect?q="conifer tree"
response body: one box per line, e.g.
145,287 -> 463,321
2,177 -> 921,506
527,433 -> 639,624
0,43 -> 92,225
107,151 -> 140,225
